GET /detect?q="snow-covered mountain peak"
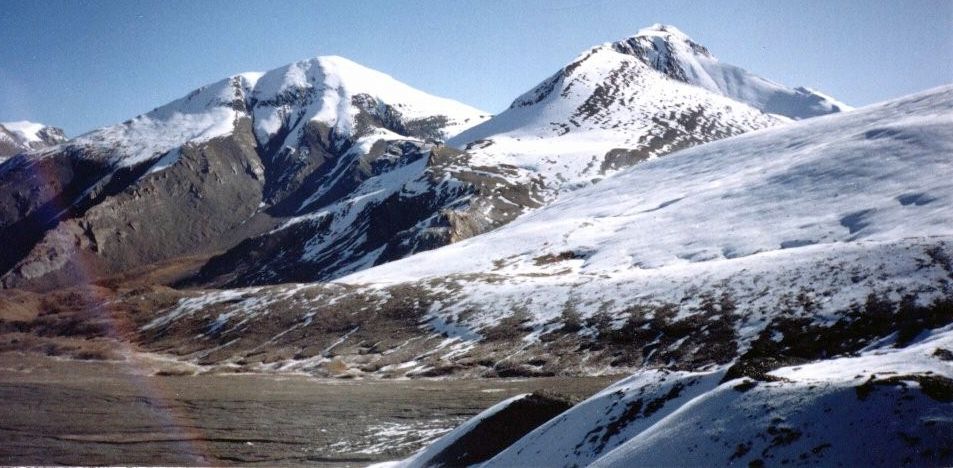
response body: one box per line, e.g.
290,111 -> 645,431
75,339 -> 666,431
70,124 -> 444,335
607,24 -> 850,119
634,23 -> 708,47
60,74 -> 250,169
22,56 -> 487,172
610,23 -> 715,59
0,121 -> 66,145
449,33 -> 782,187
249,55 -> 489,147
462,39 -> 780,137
611,23 -> 715,79
0,121 -> 67,161
455,23 -> 849,157
3,121 -> 50,143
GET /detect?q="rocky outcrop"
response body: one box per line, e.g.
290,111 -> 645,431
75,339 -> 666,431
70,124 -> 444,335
187,141 -> 545,287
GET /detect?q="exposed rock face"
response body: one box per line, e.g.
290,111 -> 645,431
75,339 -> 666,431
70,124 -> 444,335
187,141 -> 545,287
0,119 -> 267,290
0,149 -> 111,281
396,392 -> 576,467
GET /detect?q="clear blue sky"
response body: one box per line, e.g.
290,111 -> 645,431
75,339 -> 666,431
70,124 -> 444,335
1,0 -> 951,136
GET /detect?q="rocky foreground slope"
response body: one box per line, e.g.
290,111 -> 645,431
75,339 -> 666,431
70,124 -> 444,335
387,325 -> 952,467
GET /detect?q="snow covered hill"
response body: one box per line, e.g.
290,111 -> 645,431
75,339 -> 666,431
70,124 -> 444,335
138,86 -> 953,384
0,121 -> 66,162
446,24 -> 844,196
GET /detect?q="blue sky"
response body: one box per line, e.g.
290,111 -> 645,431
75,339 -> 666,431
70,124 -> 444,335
1,0 -> 950,136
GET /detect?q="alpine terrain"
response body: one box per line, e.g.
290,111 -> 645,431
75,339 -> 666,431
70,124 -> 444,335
0,22 -> 949,468
0,25 -> 839,291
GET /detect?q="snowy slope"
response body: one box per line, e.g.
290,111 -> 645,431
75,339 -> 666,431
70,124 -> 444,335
486,369 -> 725,467
344,85 -> 953,290
334,85 -> 953,366
590,327 -> 953,467
138,86 -> 953,383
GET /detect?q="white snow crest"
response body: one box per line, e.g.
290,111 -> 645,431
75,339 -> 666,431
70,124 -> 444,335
62,75 -> 248,169
1,120 -> 47,143
249,56 -> 488,149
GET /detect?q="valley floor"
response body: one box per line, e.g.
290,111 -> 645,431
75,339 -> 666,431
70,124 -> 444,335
0,352 -> 618,466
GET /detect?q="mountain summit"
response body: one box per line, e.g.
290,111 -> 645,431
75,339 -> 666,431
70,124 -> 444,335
612,24 -> 850,118
455,24 -> 845,148
447,25 -> 803,195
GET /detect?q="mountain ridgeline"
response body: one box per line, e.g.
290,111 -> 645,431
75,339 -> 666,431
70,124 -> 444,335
0,25 -> 845,291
